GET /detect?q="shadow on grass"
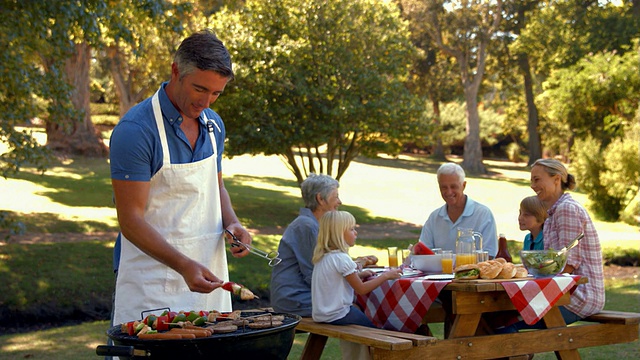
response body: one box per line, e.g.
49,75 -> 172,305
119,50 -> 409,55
225,174 -> 397,229
0,241 -> 114,331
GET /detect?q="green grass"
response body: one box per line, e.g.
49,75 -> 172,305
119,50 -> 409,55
0,275 -> 636,360
0,153 -> 638,359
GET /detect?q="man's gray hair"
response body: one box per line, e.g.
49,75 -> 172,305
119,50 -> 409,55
174,29 -> 234,80
301,174 -> 339,211
437,162 -> 465,183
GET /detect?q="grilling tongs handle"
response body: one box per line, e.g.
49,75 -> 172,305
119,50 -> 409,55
225,229 -> 282,267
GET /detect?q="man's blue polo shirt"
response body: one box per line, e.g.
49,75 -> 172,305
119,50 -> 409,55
109,82 -> 226,271
110,82 -> 225,181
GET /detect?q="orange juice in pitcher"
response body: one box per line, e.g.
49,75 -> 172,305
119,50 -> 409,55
455,253 -> 476,267
455,228 -> 483,268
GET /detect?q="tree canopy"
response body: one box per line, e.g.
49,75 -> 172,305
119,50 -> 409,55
209,0 -> 427,183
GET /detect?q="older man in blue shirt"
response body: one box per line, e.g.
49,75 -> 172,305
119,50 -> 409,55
418,163 -> 498,257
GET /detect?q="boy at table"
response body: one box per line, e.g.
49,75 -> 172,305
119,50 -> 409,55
519,195 -> 547,251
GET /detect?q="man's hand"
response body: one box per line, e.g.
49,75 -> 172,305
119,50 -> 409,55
180,259 -> 224,293
224,224 -> 252,258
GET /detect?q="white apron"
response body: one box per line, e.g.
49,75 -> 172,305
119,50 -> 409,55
113,90 -> 231,325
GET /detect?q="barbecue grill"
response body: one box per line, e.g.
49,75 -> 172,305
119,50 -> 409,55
96,311 -> 301,359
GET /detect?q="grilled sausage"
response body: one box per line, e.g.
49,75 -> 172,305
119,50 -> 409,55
169,328 -> 211,338
183,325 -> 213,336
137,333 -> 184,340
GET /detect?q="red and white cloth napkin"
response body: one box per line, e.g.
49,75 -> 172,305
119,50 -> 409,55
356,278 -> 450,333
501,274 -> 581,325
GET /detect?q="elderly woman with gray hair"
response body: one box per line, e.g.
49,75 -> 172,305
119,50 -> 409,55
270,174 -> 344,316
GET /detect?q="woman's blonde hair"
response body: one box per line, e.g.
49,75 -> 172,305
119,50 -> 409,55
312,211 -> 356,264
532,158 -> 576,191
520,195 -> 548,224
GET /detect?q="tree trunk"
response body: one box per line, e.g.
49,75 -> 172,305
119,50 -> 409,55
282,148 -> 305,186
518,54 -> 542,166
46,42 -> 108,157
430,98 -> 446,160
461,89 -> 486,174
106,45 -> 138,117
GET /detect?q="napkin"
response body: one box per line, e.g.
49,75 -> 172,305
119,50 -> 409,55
501,274 -> 581,325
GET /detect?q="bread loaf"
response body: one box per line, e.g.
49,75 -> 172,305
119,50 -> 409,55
496,262 -> 516,279
477,260 -> 503,279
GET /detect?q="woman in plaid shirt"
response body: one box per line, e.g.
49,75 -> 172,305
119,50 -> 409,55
530,158 -> 605,320
495,158 -> 604,334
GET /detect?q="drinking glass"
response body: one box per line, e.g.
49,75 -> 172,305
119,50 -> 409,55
387,247 -> 398,267
475,250 -> 489,263
441,250 -> 454,274
402,249 -> 411,266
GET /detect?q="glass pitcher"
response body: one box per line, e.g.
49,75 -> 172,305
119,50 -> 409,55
456,228 -> 483,266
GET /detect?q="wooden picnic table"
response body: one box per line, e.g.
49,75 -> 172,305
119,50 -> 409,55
295,275 -> 639,360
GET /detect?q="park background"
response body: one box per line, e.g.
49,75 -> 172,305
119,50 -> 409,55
1,1 -> 639,359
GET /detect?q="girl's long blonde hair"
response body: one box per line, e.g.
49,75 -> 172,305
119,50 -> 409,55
312,211 -> 356,264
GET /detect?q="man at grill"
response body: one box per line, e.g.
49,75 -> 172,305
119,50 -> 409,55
109,29 -> 251,327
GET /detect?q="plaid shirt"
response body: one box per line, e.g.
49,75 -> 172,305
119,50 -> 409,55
544,193 -> 605,318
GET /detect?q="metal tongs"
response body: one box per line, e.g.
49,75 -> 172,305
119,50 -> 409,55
225,229 -> 282,267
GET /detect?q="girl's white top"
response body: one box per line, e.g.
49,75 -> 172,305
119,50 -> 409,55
311,250 -> 358,323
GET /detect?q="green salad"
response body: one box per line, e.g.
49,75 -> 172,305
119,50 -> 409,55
521,250 -> 567,276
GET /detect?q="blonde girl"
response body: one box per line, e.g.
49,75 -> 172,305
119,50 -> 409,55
518,196 -> 547,250
311,211 -> 401,327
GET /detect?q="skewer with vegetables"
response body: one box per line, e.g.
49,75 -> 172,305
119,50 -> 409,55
221,281 -> 258,300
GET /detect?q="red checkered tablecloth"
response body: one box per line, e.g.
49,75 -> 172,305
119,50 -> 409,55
356,275 -> 582,333
355,278 -> 450,333
500,274 -> 581,325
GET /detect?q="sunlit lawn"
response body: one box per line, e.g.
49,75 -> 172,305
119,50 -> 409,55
0,151 -> 638,359
1,275 -> 636,360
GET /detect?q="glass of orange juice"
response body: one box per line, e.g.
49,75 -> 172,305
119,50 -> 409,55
441,250 -> 454,274
387,247 -> 398,267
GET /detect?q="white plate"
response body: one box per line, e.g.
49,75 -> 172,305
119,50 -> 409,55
423,274 -> 455,280
400,269 -> 423,278
367,267 -> 387,274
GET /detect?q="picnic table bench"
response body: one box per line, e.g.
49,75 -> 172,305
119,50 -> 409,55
296,317 -> 437,360
296,309 -> 640,359
296,278 -> 640,360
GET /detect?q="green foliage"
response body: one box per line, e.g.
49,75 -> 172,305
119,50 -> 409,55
570,123 -> 640,222
537,45 -> 640,156
432,100 -> 505,152
210,0 -> 426,182
506,142 -> 524,163
89,103 -> 119,116
620,192 -> 640,226
512,1 -> 640,76
0,0 -> 192,170
0,1 -> 78,174
602,247 -> 640,267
